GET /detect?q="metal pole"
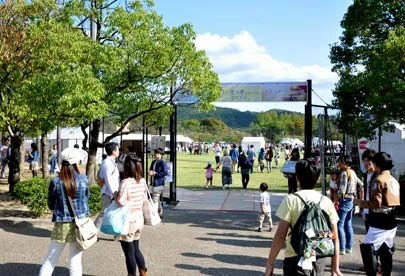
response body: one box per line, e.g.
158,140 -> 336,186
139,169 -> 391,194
304,79 -> 312,159
169,104 -> 177,202
321,107 -> 326,195
169,87 -> 178,203
144,117 -> 148,181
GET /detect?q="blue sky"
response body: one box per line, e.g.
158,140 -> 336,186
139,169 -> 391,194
153,0 -> 353,113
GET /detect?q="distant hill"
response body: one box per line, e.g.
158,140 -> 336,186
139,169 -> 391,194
177,105 -> 256,128
177,105 -> 298,128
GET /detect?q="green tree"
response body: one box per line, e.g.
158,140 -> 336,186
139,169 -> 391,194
180,119 -> 201,133
0,0 -> 107,189
68,0 -> 220,182
330,0 -> 405,137
200,118 -> 228,136
250,111 -> 282,142
251,111 -> 305,143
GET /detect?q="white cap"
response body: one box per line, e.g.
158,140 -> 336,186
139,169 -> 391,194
61,148 -> 81,165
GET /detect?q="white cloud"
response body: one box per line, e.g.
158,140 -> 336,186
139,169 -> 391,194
195,31 -> 338,113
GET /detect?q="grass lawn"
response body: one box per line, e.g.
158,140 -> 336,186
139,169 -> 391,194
171,152 -> 291,193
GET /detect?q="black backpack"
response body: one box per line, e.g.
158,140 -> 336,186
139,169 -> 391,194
290,193 -> 335,259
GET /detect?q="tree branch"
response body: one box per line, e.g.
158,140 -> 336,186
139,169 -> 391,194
104,101 -> 171,142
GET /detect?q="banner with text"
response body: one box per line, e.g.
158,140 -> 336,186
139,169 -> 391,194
217,82 -> 308,102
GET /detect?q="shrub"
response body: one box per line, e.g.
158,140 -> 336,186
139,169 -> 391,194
14,177 -> 49,217
89,185 -> 101,216
14,177 -> 102,217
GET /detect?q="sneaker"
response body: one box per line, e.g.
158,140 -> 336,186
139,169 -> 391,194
269,227 -> 273,232
205,185 -> 208,189
346,249 -> 352,254
340,250 -> 346,255
222,186 -> 225,190
257,227 -> 262,232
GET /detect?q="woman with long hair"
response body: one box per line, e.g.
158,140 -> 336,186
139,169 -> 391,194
336,154 -> 363,255
114,153 -> 148,276
39,148 -> 90,276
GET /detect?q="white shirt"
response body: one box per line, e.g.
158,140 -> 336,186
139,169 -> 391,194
0,145 -> 8,158
260,191 -> 271,213
214,146 -> 221,157
363,171 -> 374,215
100,156 -> 120,197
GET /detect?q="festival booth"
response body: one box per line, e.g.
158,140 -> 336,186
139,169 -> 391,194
241,136 -> 266,152
358,122 -> 405,176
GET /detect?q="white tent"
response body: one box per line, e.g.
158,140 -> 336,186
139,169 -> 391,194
361,122 -> 405,175
241,137 -> 266,152
48,127 -> 85,140
48,127 -> 104,164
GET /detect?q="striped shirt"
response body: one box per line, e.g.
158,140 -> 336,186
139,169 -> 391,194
116,178 -> 147,218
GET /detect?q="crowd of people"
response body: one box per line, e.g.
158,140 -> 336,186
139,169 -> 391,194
201,142 -> 300,191
0,135 -> 400,276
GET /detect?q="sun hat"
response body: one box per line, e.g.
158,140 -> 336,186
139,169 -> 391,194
61,148 -> 81,165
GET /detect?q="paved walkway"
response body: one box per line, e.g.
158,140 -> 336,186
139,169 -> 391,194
1,185 -> 405,275
171,188 -> 285,212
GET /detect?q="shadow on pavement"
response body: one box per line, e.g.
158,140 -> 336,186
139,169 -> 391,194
0,219 -> 51,237
0,263 -> 94,276
169,210 -> 264,231
206,232 -> 270,240
196,236 -> 271,248
175,263 -> 264,276
182,252 -> 267,267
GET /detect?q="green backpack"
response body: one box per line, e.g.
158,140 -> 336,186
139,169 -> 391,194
290,193 -> 335,259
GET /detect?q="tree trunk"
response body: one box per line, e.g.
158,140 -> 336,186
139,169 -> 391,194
8,135 -> 23,193
86,119 -> 101,185
41,133 -> 49,179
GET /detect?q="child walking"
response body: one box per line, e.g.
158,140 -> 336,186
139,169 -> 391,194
258,182 -> 273,232
204,162 -> 214,189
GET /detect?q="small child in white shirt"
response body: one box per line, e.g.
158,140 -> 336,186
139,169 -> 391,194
258,182 -> 273,232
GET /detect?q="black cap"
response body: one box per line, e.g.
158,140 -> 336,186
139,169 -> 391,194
154,148 -> 164,154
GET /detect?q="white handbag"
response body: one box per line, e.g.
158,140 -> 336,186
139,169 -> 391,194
143,183 -> 161,226
67,196 -> 98,250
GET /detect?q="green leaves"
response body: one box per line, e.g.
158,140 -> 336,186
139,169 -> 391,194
0,0 -> 220,145
330,0 -> 405,137
251,111 -> 305,143
0,0 -> 108,136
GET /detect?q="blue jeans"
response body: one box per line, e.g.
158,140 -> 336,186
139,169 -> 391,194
337,198 -> 354,251
1,157 -> 7,177
50,157 -> 57,174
